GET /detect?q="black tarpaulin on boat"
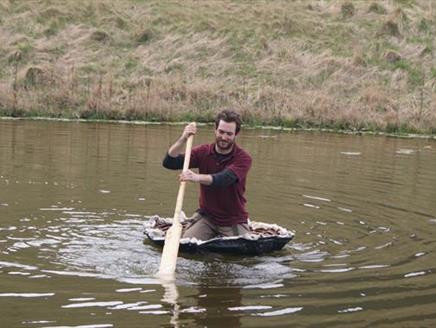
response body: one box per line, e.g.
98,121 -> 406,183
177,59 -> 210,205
144,215 -> 294,256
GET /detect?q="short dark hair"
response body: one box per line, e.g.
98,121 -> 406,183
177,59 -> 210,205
215,109 -> 242,134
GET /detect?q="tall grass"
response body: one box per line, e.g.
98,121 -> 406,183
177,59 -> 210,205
0,0 -> 435,133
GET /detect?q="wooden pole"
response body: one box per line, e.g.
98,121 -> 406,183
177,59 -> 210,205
158,129 -> 194,279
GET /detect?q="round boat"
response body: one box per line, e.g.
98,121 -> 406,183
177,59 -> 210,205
144,215 -> 294,256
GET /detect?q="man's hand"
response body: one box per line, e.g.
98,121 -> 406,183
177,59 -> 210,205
182,123 -> 197,141
179,169 -> 200,183
179,170 -> 213,185
168,123 -> 197,157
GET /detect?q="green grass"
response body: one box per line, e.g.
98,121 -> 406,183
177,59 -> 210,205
393,0 -> 417,6
431,68 -> 436,79
0,0 -> 435,134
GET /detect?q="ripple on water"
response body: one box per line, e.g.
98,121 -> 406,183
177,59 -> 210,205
177,253 -> 298,287
253,307 -> 303,316
2,200 -> 434,326
0,293 -> 54,298
39,325 -> 113,328
228,305 -> 272,311
108,302 -> 148,310
62,301 -> 123,309
179,306 -> 207,313
227,304 -> 303,317
115,288 -> 142,293
302,195 -> 331,202
0,261 -> 38,271
404,271 -> 427,278
396,149 -> 415,155
14,207 -> 299,291
338,307 -> 363,313
243,283 -> 284,289
340,152 -> 361,156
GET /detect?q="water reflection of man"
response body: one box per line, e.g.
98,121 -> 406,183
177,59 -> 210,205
194,285 -> 242,328
162,110 -> 252,241
159,262 -> 243,328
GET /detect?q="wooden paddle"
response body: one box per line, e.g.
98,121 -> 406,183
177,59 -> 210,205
158,127 -> 195,279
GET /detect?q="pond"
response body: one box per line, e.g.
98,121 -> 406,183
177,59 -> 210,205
1,119 -> 435,327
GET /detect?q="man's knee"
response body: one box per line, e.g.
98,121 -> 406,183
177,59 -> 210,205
217,223 -> 250,237
182,214 -> 216,240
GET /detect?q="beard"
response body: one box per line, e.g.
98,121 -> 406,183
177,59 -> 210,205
215,137 -> 234,152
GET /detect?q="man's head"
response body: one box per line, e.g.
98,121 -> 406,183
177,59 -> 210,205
214,110 -> 242,153
215,110 -> 242,135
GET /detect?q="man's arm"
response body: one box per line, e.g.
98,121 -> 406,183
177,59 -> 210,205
179,170 -> 213,185
168,123 -> 196,157
179,169 -> 237,187
162,123 -> 196,170
211,169 -> 238,187
162,153 -> 184,170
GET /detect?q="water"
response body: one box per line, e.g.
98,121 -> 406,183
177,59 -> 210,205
1,119 -> 435,327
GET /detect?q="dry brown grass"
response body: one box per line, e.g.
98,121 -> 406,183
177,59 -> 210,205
0,0 -> 435,133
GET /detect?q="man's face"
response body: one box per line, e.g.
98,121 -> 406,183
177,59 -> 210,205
215,120 -> 237,152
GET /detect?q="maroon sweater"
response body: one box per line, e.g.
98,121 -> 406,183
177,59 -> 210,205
190,143 -> 252,225
163,143 -> 252,226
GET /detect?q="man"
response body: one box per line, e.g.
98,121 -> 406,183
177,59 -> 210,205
162,109 -> 252,240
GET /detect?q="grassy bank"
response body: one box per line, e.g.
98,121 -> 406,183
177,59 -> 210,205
0,0 -> 435,134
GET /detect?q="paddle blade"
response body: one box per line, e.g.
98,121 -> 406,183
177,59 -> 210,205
158,222 -> 182,279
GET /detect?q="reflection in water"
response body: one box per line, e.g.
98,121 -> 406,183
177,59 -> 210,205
195,286 -> 242,328
159,271 -> 244,328
1,120 -> 436,326
192,263 -> 243,328
160,280 -> 180,328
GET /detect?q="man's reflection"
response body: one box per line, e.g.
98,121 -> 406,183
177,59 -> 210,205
190,258 -> 243,328
159,256 -> 245,328
194,285 -> 242,328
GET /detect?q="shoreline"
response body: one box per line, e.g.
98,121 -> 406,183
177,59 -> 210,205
1,1 -> 434,138
2,115 -> 435,140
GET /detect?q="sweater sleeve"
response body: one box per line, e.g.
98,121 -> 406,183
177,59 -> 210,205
211,169 -> 238,188
162,153 -> 184,170
227,151 -> 252,182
